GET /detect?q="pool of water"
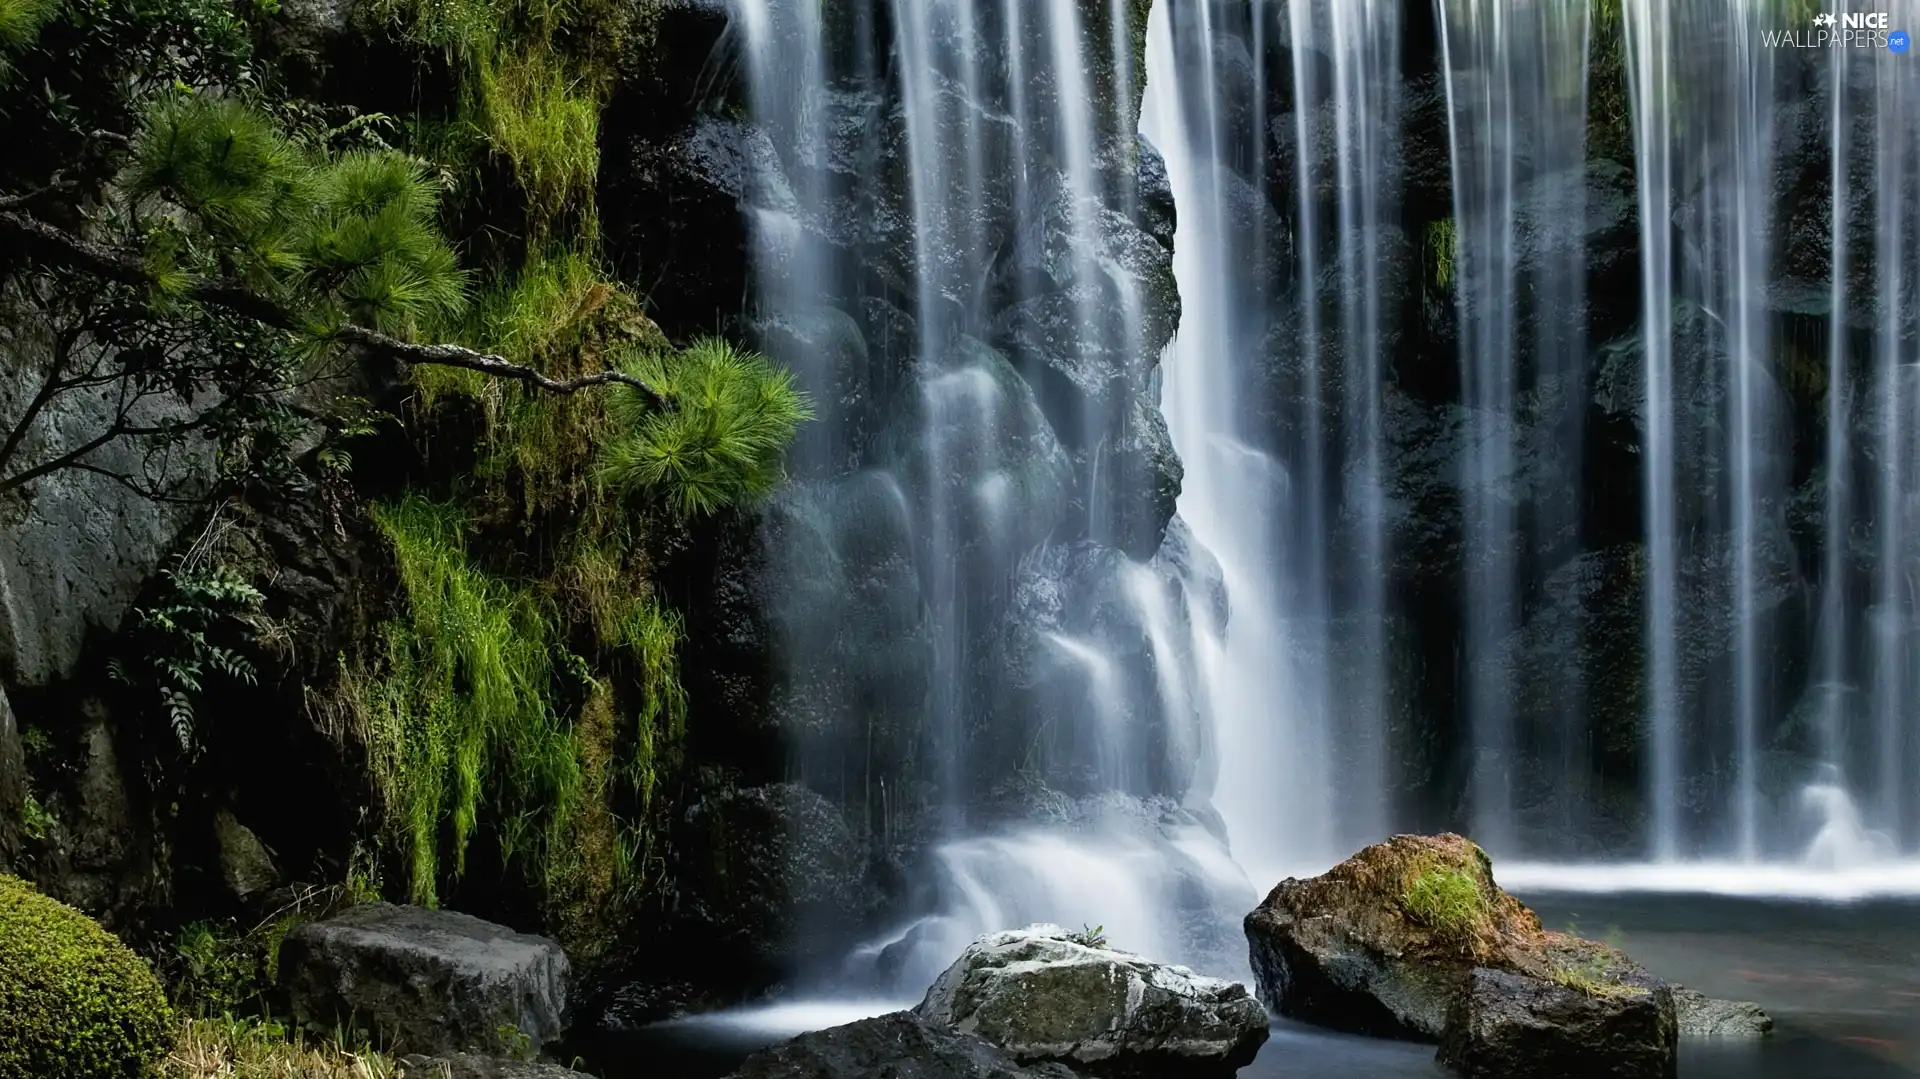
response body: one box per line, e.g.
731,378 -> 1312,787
575,892 -> 1920,1079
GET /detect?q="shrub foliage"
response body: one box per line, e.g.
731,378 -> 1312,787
0,876 -> 173,1079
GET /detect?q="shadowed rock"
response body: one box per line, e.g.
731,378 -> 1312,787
280,904 -> 569,1057
1439,967 -> 1677,1079
725,1011 -> 1078,1079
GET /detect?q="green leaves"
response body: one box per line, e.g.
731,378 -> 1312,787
107,565 -> 265,757
0,0 -> 56,53
129,94 -> 468,339
596,338 -> 813,517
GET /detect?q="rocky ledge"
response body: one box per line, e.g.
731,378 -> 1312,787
915,924 -> 1269,1078
1244,834 -> 1766,1078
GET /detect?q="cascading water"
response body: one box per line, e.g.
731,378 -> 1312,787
731,0 -> 1254,992
1611,0 -> 1920,865
1436,0 -> 1594,853
718,0 -> 1920,1019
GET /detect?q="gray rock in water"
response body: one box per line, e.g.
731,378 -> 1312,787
1671,987 -> 1772,1039
726,1012 -> 1077,1079
1438,967 -> 1677,1079
915,924 -> 1269,1078
399,1053 -> 595,1079
280,904 -> 569,1057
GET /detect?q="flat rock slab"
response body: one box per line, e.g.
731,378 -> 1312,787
1438,967 -> 1677,1079
916,924 -> 1268,1078
280,903 -> 569,1057
1671,987 -> 1772,1038
725,1011 -> 1079,1079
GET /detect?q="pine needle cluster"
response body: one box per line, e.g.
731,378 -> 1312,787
129,95 -> 466,339
596,338 -> 812,517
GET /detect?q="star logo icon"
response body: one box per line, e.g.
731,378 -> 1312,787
1814,12 -> 1837,25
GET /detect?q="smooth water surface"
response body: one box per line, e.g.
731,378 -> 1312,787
580,894 -> 1920,1079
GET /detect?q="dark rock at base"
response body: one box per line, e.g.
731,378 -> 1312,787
280,903 -> 569,1057
916,924 -> 1269,1078
725,1011 -> 1079,1079
399,1054 -> 596,1079
1671,987 -> 1772,1038
1438,967 -> 1676,1079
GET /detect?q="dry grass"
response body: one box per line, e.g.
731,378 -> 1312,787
163,1017 -> 401,1079
1546,958 -> 1652,999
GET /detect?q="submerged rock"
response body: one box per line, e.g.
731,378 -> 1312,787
1671,987 -> 1772,1039
916,924 -> 1268,1078
279,904 -> 569,1057
1438,967 -> 1677,1079
725,1011 -> 1077,1079
1244,834 -> 1672,1045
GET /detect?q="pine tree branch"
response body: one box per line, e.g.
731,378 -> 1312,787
0,209 -> 669,407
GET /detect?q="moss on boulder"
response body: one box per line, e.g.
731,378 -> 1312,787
0,875 -> 173,1079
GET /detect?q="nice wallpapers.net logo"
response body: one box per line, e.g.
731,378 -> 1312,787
1762,10 -> 1910,50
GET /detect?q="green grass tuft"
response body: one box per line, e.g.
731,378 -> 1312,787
354,495 -> 579,906
1399,861 -> 1488,943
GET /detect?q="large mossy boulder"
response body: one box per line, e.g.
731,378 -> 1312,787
0,875 -> 173,1079
916,924 -> 1269,1078
725,1012 -> 1078,1079
1244,834 -> 1669,1040
279,903 -> 568,1057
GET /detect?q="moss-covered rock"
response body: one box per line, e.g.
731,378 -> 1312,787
1244,834 -> 1665,1041
0,875 -> 172,1079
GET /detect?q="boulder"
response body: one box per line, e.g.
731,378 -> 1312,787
916,924 -> 1269,1078
725,1012 -> 1078,1079
279,904 -> 569,1057
213,811 -> 278,903
1438,967 -> 1676,1079
1671,987 -> 1772,1039
1244,834 -> 1668,1042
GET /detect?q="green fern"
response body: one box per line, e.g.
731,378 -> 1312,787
108,566 -> 264,756
596,338 -> 812,517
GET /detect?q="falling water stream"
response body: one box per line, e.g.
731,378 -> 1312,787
719,0 -> 1920,1024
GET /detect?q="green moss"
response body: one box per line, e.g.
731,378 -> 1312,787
1399,860 -> 1489,943
0,876 -> 174,1079
349,495 -> 580,906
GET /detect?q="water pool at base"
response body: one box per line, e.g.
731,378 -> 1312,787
574,892 -> 1920,1079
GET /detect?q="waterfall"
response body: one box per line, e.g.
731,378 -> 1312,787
1437,0 -> 1594,853
722,0 -> 1920,1003
1619,0 -> 1920,862
732,0 -> 1255,991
